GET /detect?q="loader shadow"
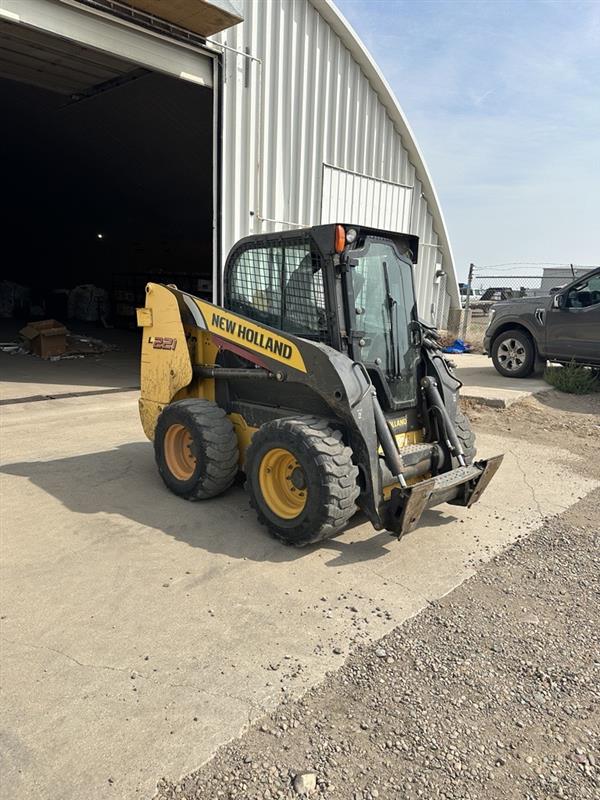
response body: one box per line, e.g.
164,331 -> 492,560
1,442 -> 458,566
322,507 -> 456,566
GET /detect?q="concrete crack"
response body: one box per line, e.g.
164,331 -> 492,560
3,637 -> 262,718
3,637 -> 132,674
364,564 -> 414,596
508,446 -> 545,518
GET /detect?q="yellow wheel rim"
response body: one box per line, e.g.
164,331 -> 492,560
258,447 -> 307,520
164,423 -> 196,480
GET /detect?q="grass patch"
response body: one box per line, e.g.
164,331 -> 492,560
544,362 -> 600,394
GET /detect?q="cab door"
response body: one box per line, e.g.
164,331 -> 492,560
545,270 -> 600,361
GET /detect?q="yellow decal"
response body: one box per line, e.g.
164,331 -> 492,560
195,299 -> 307,373
377,428 -> 423,456
387,415 -> 408,431
136,307 -> 153,327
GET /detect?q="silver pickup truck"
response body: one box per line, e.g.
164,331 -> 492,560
483,267 -> 600,377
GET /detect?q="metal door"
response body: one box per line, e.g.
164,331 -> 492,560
321,163 -> 413,233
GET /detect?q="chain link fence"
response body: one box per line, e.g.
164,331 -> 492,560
458,275 -> 550,351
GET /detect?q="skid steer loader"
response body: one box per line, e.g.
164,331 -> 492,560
137,224 -> 502,546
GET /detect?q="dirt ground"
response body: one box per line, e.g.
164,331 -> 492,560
464,391 -> 600,461
154,390 -> 600,800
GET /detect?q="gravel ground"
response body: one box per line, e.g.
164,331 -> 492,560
154,391 -> 599,800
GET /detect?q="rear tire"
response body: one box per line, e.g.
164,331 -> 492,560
455,408 -> 476,464
491,328 -> 536,378
245,416 -> 359,546
154,399 -> 238,500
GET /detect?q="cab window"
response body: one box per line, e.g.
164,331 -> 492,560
226,241 -> 327,338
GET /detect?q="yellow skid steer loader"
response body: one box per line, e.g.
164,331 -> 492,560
137,224 -> 502,546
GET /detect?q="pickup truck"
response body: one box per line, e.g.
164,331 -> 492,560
483,267 -> 600,377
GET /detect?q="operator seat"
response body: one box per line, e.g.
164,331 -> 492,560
285,254 -> 323,333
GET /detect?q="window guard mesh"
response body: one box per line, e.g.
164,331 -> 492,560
226,238 -> 328,340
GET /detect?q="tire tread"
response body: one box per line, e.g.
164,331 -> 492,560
155,399 -> 238,500
455,408 -> 476,464
245,415 -> 359,546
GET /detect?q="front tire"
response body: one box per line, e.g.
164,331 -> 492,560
455,408 -> 476,464
491,328 -> 536,378
154,399 -> 239,500
245,416 -> 359,546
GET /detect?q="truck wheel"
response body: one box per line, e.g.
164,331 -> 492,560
154,399 -> 239,500
245,416 -> 359,546
455,409 -> 476,464
491,329 -> 535,378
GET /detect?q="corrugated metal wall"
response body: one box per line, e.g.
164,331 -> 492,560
212,0 -> 452,326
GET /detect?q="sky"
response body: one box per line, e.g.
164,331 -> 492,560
336,0 -> 600,280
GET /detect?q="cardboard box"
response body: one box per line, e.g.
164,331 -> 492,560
19,319 -> 68,359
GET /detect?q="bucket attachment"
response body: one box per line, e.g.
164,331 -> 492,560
384,454 -> 504,538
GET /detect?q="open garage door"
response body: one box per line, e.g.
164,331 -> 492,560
0,0 -> 213,87
0,2 -> 217,397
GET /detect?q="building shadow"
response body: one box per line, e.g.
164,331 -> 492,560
1,442 -> 458,566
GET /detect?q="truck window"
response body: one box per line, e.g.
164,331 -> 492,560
565,274 -> 600,308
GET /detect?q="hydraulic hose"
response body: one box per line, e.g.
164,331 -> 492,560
420,376 -> 466,467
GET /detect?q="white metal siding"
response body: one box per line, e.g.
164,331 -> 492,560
320,163 -> 413,234
212,0 -> 454,325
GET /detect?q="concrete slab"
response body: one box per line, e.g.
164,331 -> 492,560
0,325 -> 140,402
1,393 -> 596,800
452,353 -> 553,407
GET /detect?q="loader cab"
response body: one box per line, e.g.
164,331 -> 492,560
223,224 -> 421,412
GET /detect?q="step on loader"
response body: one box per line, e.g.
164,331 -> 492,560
137,224 -> 503,546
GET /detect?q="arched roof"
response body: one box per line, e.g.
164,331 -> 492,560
310,0 -> 459,304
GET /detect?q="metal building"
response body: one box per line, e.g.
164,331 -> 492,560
540,266 -> 591,293
1,0 -> 458,329
215,0 -> 459,327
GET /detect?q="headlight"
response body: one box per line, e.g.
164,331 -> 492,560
485,309 -> 496,329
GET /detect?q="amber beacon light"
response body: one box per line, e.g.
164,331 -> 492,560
334,224 -> 346,253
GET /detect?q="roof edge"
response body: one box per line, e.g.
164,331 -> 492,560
310,0 -> 460,306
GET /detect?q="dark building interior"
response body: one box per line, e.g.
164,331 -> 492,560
1,18 -> 214,330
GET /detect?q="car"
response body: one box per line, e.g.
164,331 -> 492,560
470,287 -> 516,315
459,286 -> 484,308
483,267 -> 600,377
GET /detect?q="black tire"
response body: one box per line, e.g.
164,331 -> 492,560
491,328 -> 536,378
244,416 -> 359,546
455,408 -> 476,465
154,399 -> 238,500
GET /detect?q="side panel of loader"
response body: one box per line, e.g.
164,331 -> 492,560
136,284 -> 194,440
